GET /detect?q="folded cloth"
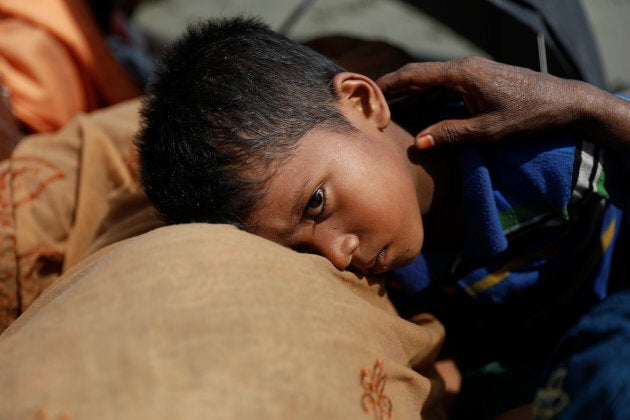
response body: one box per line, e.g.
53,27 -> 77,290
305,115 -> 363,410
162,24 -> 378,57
0,0 -> 140,133
0,98 -> 162,332
534,289 -> 630,419
0,224 -> 447,419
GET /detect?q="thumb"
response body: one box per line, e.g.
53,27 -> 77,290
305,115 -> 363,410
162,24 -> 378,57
414,118 -> 485,149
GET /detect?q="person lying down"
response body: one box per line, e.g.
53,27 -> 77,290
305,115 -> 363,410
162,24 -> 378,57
136,16 -> 630,419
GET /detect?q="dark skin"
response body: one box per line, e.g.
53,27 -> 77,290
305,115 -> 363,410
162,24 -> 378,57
376,56 -> 630,154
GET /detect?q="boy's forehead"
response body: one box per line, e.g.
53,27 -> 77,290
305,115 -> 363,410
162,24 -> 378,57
247,161 -> 312,242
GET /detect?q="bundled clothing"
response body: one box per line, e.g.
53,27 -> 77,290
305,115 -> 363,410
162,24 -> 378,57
0,0 -> 141,133
0,99 -> 162,332
391,95 -> 630,417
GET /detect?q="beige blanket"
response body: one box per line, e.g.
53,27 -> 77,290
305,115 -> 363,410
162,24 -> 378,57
0,223 -> 446,419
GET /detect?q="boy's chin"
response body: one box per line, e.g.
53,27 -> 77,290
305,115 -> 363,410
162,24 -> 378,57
390,253 -> 419,272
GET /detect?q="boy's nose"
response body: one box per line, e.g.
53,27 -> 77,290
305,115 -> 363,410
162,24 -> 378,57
317,229 -> 359,271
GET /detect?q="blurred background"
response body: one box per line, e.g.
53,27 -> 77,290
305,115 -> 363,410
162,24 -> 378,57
132,0 -> 630,91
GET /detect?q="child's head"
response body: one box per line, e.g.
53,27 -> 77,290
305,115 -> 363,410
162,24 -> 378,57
137,17 -> 353,229
137,16 -> 425,274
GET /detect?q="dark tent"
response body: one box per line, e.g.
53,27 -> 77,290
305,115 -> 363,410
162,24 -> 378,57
403,0 -> 608,89
280,0 -> 608,89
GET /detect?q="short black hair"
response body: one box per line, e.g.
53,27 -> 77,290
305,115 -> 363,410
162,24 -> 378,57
136,16 -> 354,229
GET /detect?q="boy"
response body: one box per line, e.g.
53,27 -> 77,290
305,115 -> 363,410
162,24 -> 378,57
136,17 -> 630,417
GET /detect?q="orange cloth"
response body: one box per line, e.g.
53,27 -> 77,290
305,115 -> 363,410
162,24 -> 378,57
0,0 -> 141,133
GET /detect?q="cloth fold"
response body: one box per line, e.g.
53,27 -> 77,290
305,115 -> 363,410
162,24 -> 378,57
0,224 -> 447,419
0,98 -> 162,332
0,0 -> 140,133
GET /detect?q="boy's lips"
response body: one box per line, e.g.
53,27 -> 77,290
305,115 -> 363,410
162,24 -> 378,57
367,247 -> 388,275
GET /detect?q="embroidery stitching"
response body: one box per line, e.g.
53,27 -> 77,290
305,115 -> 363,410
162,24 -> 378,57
0,157 -> 65,332
32,408 -> 73,420
533,367 -> 570,419
4,157 -> 65,209
360,358 -> 392,420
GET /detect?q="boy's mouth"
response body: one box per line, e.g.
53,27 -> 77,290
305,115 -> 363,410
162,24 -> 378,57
367,247 -> 388,275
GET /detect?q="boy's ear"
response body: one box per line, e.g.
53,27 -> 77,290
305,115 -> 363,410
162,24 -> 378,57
333,72 -> 391,130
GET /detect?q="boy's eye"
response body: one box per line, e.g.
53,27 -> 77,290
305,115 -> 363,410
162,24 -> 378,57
305,187 -> 325,219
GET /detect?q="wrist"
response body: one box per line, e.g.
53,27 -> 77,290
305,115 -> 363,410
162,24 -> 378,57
567,80 -> 630,154
564,80 -> 609,134
532,76 -> 591,133
561,79 -> 598,127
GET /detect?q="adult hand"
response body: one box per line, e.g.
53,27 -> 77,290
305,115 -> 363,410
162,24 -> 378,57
376,56 -> 630,152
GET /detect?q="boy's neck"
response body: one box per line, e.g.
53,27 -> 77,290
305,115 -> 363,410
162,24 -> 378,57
387,122 -> 466,252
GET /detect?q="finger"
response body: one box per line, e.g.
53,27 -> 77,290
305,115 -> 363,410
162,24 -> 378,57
386,88 -> 454,112
415,134 -> 435,150
376,62 -> 449,95
414,118 -> 489,149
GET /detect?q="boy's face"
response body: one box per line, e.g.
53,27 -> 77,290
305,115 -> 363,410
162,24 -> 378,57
246,118 -> 424,276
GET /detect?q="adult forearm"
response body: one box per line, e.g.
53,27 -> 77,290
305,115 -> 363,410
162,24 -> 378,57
571,80 -> 630,154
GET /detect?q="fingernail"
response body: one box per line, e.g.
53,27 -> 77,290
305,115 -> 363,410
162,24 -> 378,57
416,134 -> 435,150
